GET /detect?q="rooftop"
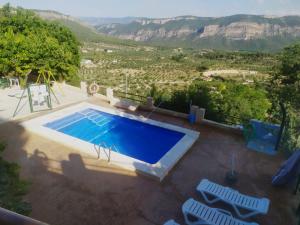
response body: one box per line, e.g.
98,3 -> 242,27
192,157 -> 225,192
0,97 -> 298,225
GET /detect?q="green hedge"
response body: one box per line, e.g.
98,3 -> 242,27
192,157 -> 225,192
0,142 -> 31,215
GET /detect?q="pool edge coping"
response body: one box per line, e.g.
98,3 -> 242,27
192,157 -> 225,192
22,102 -> 200,181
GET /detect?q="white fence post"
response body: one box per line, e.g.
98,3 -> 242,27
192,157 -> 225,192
80,81 -> 88,96
146,97 -> 154,109
106,88 -> 114,101
196,108 -> 206,122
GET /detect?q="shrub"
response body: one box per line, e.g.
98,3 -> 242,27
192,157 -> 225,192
0,142 -> 31,215
195,65 -> 209,72
156,80 -> 270,125
171,53 -> 185,62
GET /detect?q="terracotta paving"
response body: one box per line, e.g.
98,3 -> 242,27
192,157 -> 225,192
0,97 -> 298,225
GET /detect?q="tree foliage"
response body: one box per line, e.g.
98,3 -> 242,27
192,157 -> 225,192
170,53 -> 186,62
272,43 -> 300,108
270,43 -> 300,152
0,142 -> 31,215
155,80 -> 270,125
195,64 -> 208,72
0,4 -> 80,83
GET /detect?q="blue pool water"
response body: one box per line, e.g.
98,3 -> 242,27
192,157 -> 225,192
43,108 -> 185,164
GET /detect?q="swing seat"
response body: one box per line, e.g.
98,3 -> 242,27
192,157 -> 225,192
12,71 -> 56,118
30,85 -> 49,106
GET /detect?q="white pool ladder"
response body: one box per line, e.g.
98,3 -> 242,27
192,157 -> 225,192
87,114 -> 110,127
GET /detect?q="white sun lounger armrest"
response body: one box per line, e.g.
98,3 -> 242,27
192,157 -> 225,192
164,219 -> 180,225
196,179 -> 270,219
257,198 -> 270,214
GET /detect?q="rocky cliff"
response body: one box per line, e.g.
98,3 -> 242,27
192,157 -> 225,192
96,15 -> 300,51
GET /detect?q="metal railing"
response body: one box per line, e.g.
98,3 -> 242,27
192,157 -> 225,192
97,85 -> 107,96
95,142 -> 119,162
146,101 -> 164,119
95,142 -> 111,162
95,142 -> 119,163
114,90 -> 147,104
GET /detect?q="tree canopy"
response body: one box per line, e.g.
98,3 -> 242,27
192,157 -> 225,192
0,4 -> 80,83
270,43 -> 300,152
154,80 -> 270,125
272,43 -> 300,109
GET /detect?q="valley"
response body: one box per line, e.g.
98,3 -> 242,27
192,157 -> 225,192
34,9 -> 281,123
79,41 -> 276,97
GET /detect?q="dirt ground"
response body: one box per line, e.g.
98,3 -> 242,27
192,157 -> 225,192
0,99 -> 298,225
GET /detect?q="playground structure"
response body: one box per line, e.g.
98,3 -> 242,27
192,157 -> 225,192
13,71 -> 60,117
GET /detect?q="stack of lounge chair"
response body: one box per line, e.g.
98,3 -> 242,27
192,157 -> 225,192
164,179 -> 270,225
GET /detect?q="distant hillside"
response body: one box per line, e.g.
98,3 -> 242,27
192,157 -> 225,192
80,17 -> 138,26
34,10 -> 138,46
34,9 -> 76,21
96,14 -> 300,51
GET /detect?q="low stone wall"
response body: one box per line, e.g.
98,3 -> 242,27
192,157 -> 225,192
202,119 -> 243,134
140,104 -> 242,134
94,93 -> 110,102
110,98 -> 139,111
139,105 -> 188,119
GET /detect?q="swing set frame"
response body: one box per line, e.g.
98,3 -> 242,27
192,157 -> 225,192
13,70 -> 60,117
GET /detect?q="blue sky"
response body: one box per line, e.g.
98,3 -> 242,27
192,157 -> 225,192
1,0 -> 300,17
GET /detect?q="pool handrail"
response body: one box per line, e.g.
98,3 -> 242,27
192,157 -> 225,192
97,142 -> 112,162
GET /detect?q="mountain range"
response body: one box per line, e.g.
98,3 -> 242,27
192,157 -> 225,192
35,10 -> 300,51
94,15 -> 300,51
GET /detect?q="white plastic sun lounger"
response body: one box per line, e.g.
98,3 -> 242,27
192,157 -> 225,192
164,219 -> 180,225
197,179 -> 270,219
182,198 -> 259,225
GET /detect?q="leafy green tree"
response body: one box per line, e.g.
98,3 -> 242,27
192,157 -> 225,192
157,80 -> 270,124
171,53 -> 185,62
195,65 -> 208,72
272,43 -> 300,108
221,83 -> 270,123
270,43 -> 300,152
0,5 -> 80,84
190,81 -> 270,124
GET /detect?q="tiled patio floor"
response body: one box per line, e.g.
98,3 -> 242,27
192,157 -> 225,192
0,97 -> 298,225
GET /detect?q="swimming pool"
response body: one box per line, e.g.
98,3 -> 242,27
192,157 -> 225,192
22,103 -> 199,180
44,108 -> 185,164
